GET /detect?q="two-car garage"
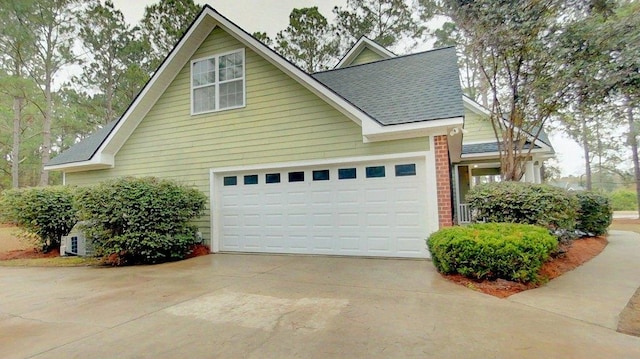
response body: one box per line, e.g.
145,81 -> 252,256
210,155 -> 433,258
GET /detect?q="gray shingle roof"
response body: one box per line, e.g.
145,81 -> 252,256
46,121 -> 118,166
462,141 -> 541,155
529,124 -> 552,148
313,47 -> 464,125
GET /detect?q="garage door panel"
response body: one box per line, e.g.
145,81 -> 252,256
287,191 -> 307,204
337,189 -> 359,203
243,213 -> 260,225
264,192 -> 282,206
241,235 -> 261,250
364,187 -> 388,203
264,235 -> 286,250
396,212 -> 420,227
216,157 -> 429,258
338,236 -> 361,251
265,213 -> 284,226
337,213 -> 359,227
312,236 -> 333,251
311,213 -> 333,227
367,237 -> 393,252
222,234 -> 241,249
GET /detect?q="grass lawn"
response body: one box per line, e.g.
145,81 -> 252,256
1,224 -> 101,267
0,256 -> 102,267
0,225 -> 33,252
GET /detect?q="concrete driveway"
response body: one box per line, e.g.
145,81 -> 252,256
1,248 -> 639,358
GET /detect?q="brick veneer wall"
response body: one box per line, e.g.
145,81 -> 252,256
434,135 -> 453,227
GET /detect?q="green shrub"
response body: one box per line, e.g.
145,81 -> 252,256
427,223 -> 558,283
609,189 -> 637,211
575,191 -> 612,236
466,182 -> 579,231
0,186 -> 76,252
75,177 -> 207,265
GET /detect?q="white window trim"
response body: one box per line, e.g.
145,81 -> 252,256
190,48 -> 246,115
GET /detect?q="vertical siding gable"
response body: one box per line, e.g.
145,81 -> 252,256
349,48 -> 385,66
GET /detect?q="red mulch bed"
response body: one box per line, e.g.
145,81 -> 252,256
443,236 -> 608,298
186,244 -> 211,258
0,247 -> 60,261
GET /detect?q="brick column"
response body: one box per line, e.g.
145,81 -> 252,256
434,135 -> 453,227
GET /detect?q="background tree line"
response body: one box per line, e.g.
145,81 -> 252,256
0,0 -> 201,189
1,0 -> 638,214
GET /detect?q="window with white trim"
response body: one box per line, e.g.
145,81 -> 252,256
191,49 -> 245,114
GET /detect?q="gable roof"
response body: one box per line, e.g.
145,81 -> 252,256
335,36 -> 395,68
45,6 -> 464,172
314,47 -> 464,126
47,121 -> 118,167
461,96 -> 554,155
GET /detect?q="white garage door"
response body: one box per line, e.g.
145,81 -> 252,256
213,157 -> 429,258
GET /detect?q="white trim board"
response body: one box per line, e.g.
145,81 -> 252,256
210,151 -> 429,175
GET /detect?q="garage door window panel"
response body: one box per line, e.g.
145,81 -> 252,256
395,164 -> 417,176
366,166 -> 386,178
244,175 -> 258,185
266,173 -> 281,184
288,171 -> 305,182
338,168 -> 357,179
223,176 -> 237,186
312,170 -> 330,181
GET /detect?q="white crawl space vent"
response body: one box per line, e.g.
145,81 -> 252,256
60,222 -> 94,257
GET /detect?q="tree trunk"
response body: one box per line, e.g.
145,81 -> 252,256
500,126 -> 525,181
625,97 -> 640,219
581,116 -> 592,190
39,77 -> 52,186
11,96 -> 22,188
105,78 -> 114,123
479,75 -> 489,108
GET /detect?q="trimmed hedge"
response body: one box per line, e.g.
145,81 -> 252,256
427,223 -> 558,283
576,191 -> 612,236
466,182 -> 579,231
75,177 -> 206,265
0,186 -> 76,252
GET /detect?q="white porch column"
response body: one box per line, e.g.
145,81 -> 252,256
534,162 -> 542,183
524,161 -> 535,183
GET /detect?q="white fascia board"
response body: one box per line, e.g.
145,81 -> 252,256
362,117 -> 463,142
335,37 -> 395,69
44,153 -> 114,172
463,96 -> 491,116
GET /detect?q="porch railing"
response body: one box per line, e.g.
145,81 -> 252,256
458,203 -> 473,224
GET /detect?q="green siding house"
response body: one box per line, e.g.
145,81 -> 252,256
45,6 -> 553,258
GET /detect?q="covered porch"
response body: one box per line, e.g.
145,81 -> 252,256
453,159 -> 544,224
